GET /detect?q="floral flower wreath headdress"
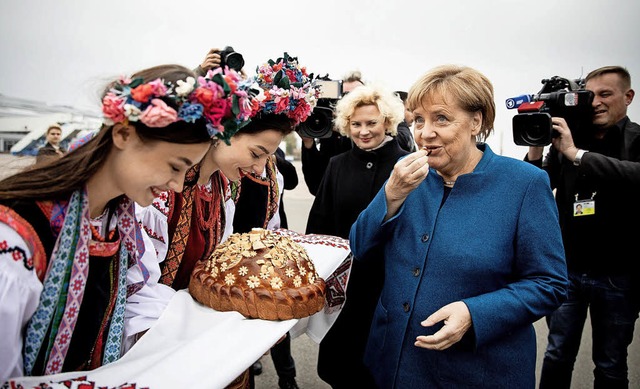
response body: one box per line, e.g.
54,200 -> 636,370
250,52 -> 322,126
101,67 -> 255,144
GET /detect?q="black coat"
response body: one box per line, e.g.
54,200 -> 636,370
527,116 -> 640,276
396,120 -> 417,152
233,148 -> 298,232
301,132 -> 352,196
274,148 -> 298,229
301,128 -> 416,196
306,139 -> 408,387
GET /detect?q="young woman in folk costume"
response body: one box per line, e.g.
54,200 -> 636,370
128,53 -> 321,389
0,64 -> 253,381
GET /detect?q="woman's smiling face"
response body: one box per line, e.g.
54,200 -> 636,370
348,104 -> 388,150
213,129 -> 284,181
111,125 -> 210,207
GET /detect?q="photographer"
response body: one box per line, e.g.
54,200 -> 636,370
194,46 -> 246,77
523,66 -> 640,388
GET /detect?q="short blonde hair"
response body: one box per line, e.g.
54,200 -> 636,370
333,84 -> 405,138
407,65 -> 495,141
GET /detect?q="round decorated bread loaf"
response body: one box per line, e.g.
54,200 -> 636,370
189,228 -> 326,320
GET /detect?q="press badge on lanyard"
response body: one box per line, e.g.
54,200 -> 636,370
573,192 -> 596,217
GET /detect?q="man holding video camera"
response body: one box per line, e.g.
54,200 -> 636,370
524,66 -> 640,389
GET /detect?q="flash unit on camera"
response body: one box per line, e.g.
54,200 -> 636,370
316,80 -> 343,100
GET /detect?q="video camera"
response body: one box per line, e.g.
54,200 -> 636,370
297,76 -> 344,139
509,76 -> 594,146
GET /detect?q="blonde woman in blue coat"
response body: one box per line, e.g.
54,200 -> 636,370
349,65 -> 568,389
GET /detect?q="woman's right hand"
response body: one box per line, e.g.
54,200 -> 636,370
384,149 -> 430,219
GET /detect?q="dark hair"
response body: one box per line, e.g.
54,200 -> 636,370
395,91 -> 408,103
236,112 -> 296,137
0,64 -> 212,201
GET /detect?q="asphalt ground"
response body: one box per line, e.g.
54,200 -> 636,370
0,155 -> 637,389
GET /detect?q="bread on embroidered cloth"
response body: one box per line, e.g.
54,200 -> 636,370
189,228 -> 326,320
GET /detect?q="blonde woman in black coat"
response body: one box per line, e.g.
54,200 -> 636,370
306,84 -> 408,389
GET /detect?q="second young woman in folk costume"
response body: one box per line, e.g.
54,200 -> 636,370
0,64 -> 244,381
127,53 -> 321,388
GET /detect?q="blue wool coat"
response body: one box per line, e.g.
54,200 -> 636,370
349,144 -> 568,389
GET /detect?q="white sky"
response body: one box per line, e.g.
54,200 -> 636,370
1,0 -> 639,158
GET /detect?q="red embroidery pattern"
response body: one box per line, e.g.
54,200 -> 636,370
0,239 -> 29,268
160,168 -> 226,286
272,228 -> 352,314
159,166 -> 199,286
159,186 -> 193,286
1,375 -> 150,389
0,204 -> 47,281
324,254 -> 352,314
140,224 -> 166,244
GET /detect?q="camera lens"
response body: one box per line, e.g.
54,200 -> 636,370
224,52 -> 245,72
297,107 -> 334,139
219,46 -> 245,72
512,112 -> 553,146
527,123 -> 548,143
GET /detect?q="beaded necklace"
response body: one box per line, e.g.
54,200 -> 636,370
195,171 -> 226,257
160,166 -> 227,286
89,208 -> 116,242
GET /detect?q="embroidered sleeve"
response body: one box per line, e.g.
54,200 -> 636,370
0,220 -> 44,380
149,190 -> 173,218
266,168 -> 284,231
125,202 -> 176,354
135,201 -> 170,261
124,225 -> 176,354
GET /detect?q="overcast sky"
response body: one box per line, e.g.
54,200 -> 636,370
1,0 -> 639,158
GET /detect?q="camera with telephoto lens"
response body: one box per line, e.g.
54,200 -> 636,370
219,46 -> 245,72
297,77 -> 344,139
510,76 -> 594,147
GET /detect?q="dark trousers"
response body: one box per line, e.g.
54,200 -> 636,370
271,332 -> 296,380
539,272 -> 640,389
